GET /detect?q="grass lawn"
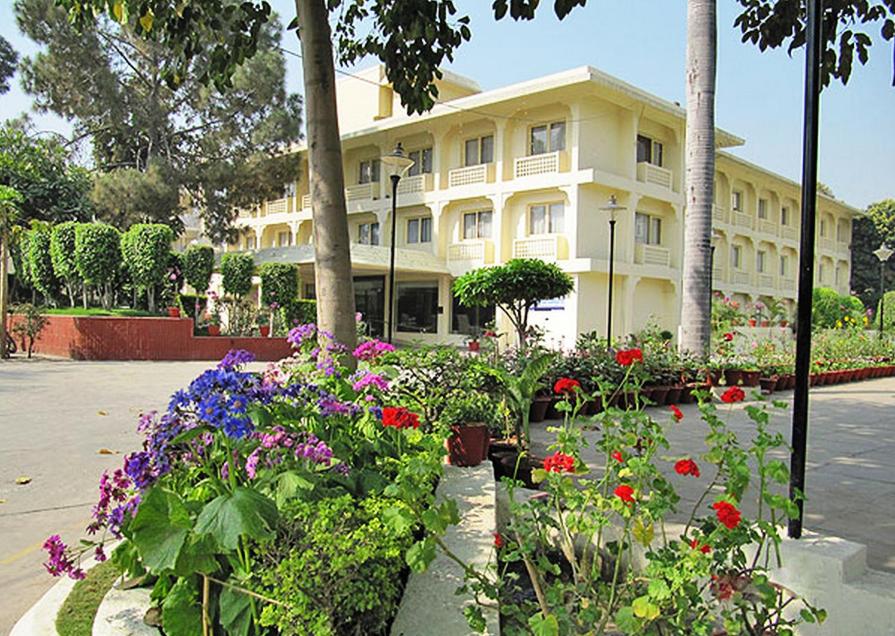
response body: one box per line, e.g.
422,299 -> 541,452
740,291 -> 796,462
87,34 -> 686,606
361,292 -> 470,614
55,560 -> 122,636
44,307 -> 158,317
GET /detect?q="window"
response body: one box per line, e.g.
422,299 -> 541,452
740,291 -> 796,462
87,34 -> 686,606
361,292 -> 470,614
820,219 -> 828,237
756,250 -> 766,273
779,255 -> 788,277
758,198 -> 768,220
408,148 -> 433,176
635,212 -> 662,246
837,222 -> 848,242
731,245 -> 742,269
244,235 -> 256,250
397,283 -> 439,333
463,210 -> 493,240
781,206 -> 790,226
358,159 -> 381,184
283,182 -> 297,198
732,191 -> 743,212
358,222 -> 380,245
277,231 -> 292,247
529,203 -> 564,235
530,121 -> 566,155
636,135 -> 664,167
818,263 -> 826,281
407,217 -> 432,244
451,294 -> 495,335
464,135 -> 494,166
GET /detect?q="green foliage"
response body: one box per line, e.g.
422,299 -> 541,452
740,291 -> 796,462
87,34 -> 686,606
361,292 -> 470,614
0,35 -> 17,95
120,224 -> 175,291
182,245 -> 214,294
90,164 -> 182,231
26,224 -> 56,299
255,495 -> 413,636
55,560 -> 121,636
280,298 -> 317,326
220,252 -> 254,298
258,262 -> 298,307
851,200 -> 895,310
74,222 -> 121,287
877,290 -> 895,331
484,348 -> 555,446
812,287 -> 864,329
50,221 -> 81,295
11,302 -> 49,357
439,391 -> 504,430
453,258 -> 573,347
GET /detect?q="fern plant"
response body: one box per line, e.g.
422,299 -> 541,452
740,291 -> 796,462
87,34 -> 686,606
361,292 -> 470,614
483,349 -> 555,448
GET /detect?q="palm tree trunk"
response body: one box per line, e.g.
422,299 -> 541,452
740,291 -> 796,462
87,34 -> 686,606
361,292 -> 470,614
0,232 -> 9,359
680,0 -> 717,356
294,0 -> 358,361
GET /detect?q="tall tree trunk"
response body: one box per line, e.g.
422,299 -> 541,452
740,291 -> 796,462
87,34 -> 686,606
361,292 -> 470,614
0,232 -> 9,359
680,0 -> 717,356
294,0 -> 358,362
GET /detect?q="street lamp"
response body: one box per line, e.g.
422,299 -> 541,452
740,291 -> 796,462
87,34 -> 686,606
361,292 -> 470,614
380,142 -> 414,344
873,243 -> 893,334
600,195 -> 624,349
709,229 -> 723,315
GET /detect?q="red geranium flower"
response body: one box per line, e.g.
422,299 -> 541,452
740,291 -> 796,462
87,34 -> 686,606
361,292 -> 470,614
669,404 -> 684,422
711,574 -> 735,600
381,406 -> 421,430
493,532 -> 504,549
543,451 -> 575,473
674,458 -> 700,478
721,386 -> 745,404
615,348 -> 644,366
611,450 -> 624,463
690,538 -> 712,553
614,484 -> 635,503
553,377 -> 581,395
723,332 -> 734,342
712,501 -> 742,529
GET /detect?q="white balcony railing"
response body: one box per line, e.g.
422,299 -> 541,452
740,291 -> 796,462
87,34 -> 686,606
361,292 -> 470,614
512,234 -> 568,261
447,239 -> 495,263
636,162 -> 674,190
758,274 -> 775,289
733,212 -> 753,229
780,277 -> 797,291
301,194 -> 311,210
634,243 -> 671,267
514,151 -> 560,179
448,163 -> 491,188
818,237 -> 834,251
396,173 -> 433,196
345,182 -> 380,202
712,266 -> 726,283
266,198 -> 288,215
781,226 -> 798,241
757,219 -> 777,235
712,205 -> 728,224
731,270 -> 752,286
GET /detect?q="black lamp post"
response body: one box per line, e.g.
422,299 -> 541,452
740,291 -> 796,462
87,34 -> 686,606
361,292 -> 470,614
380,142 -> 414,344
873,244 -> 893,334
601,195 -> 624,349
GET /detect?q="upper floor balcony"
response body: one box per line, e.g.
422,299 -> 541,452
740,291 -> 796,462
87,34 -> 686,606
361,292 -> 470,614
636,162 -> 673,190
756,218 -> 777,235
514,151 -> 568,180
757,273 -> 776,290
780,225 -> 799,242
732,211 -> 753,230
730,270 -> 753,287
512,234 -> 569,261
713,205 -> 728,225
448,163 -> 495,188
446,239 -> 495,276
633,243 -> 671,268
345,182 -> 381,202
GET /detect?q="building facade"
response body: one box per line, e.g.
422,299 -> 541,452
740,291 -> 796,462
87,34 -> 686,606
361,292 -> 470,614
223,65 -> 858,346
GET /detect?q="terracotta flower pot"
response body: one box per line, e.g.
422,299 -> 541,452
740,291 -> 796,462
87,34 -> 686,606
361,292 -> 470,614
779,320 -> 789,328
742,371 -> 761,387
760,320 -> 770,327
167,307 -> 181,318
759,377 -> 778,394
447,424 -> 490,467
529,396 -> 551,423
748,318 -> 758,327
207,324 -> 221,336
640,386 -> 656,404
588,396 -> 604,415
723,369 -> 743,387
259,325 -> 271,337
665,386 -> 683,405
650,386 -> 670,406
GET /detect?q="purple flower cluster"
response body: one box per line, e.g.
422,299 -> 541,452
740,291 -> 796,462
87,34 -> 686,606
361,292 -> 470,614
43,535 -> 85,580
88,467 -> 139,539
124,451 -> 155,490
318,393 -> 361,417
294,433 -> 334,464
351,370 -> 390,392
217,348 -> 256,370
353,339 -> 395,362
241,427 -> 346,480
287,323 -> 318,348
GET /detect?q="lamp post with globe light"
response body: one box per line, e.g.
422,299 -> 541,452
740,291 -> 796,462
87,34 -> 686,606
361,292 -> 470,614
600,195 -> 624,349
380,143 -> 414,344
873,244 -> 893,334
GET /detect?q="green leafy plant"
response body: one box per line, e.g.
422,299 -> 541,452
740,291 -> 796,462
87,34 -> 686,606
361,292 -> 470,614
120,224 -> 175,312
258,263 -> 298,307
74,222 -> 121,310
50,221 -> 81,307
221,252 -> 254,299
182,245 -> 215,295
483,348 -> 555,448
26,223 -> 56,303
11,302 -> 48,357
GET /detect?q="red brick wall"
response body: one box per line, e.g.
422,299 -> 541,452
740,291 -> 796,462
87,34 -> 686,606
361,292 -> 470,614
8,315 -> 293,361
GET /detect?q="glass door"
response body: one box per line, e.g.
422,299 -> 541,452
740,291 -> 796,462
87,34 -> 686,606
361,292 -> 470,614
354,276 -> 385,338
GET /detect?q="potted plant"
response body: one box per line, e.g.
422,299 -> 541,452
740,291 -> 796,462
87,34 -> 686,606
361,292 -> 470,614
257,314 -> 271,338
167,305 -> 181,318
442,393 -> 495,467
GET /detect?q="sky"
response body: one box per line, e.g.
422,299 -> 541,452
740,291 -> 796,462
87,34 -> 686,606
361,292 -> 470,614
1,0 -> 893,210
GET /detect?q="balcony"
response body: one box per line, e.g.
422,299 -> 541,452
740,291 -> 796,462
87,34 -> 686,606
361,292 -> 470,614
818,237 -> 834,251
301,194 -> 311,210
758,274 -> 776,289
757,219 -> 777,235
781,226 -> 798,241
780,277 -> 797,292
634,243 -> 671,267
446,239 -> 495,275
512,234 -> 568,261
636,162 -> 673,190
514,151 -> 562,179
448,163 -> 493,188
712,266 -> 726,284
345,182 -> 380,202
266,198 -> 288,215
396,173 -> 433,196
733,211 -> 753,229
731,270 -> 753,286
712,205 -> 728,224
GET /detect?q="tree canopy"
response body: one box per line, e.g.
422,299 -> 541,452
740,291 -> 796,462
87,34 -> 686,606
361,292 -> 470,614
851,199 -> 895,310
0,36 -> 18,95
16,0 -> 303,241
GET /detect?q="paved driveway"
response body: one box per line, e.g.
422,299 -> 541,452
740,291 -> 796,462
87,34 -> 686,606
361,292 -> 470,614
531,376 -> 895,574
0,358 -> 218,635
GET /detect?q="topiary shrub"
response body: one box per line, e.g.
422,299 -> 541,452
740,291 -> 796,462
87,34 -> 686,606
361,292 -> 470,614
182,245 -> 215,295
220,252 -> 254,298
877,290 -> 895,331
120,224 -> 175,312
74,223 -> 121,309
258,262 -> 298,307
812,287 -> 864,329
26,225 -> 56,304
50,221 -> 81,307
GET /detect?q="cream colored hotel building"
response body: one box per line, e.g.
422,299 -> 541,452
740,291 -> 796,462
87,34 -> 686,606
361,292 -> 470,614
223,65 -> 858,346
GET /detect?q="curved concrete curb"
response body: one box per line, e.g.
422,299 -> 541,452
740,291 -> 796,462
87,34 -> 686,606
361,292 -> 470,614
92,583 -> 157,636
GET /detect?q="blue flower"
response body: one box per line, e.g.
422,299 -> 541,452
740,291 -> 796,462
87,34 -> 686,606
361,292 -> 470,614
218,349 -> 256,370
197,393 -> 226,425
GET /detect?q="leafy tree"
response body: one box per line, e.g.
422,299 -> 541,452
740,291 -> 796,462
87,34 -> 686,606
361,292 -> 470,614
812,286 -> 864,328
26,223 -> 56,303
259,263 -> 298,307
850,199 -> 895,310
50,221 -> 81,307
75,222 -> 121,309
877,290 -> 895,331
0,36 -> 18,95
220,252 -> 254,299
453,258 -> 574,349
0,185 -> 23,359
182,245 -> 215,295
120,224 -> 175,312
16,0 -> 302,241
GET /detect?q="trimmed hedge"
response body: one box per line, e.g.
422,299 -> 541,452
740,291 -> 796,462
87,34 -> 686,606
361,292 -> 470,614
74,223 -> 121,287
182,245 -> 215,295
259,262 -> 299,307
221,252 -> 255,298
281,298 -> 317,326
